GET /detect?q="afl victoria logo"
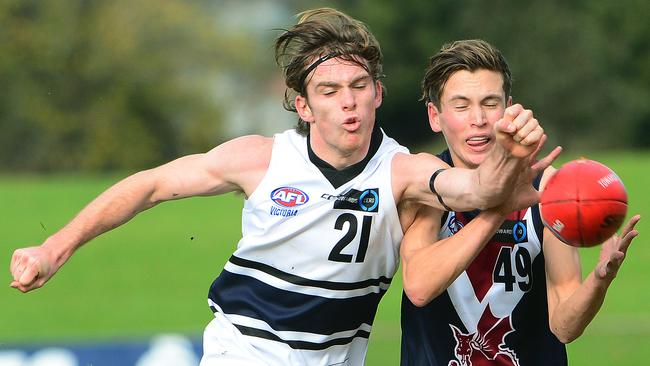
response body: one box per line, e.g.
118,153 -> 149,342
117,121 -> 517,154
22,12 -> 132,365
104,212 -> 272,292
271,187 -> 309,207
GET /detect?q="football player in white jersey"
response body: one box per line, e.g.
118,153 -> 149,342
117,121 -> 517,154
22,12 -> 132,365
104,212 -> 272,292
11,10 -> 555,366
400,39 -> 641,366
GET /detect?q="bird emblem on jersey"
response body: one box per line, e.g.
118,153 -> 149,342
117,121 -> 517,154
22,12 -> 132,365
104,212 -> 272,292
448,305 -> 520,366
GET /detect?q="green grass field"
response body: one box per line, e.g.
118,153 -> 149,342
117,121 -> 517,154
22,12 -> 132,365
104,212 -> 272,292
2,151 -> 649,365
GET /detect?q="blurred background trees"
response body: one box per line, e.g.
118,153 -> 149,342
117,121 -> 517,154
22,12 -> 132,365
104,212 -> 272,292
341,0 -> 650,152
1,0 -> 648,173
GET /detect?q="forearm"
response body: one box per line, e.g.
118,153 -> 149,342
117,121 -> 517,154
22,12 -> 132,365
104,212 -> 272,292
549,272 -> 611,343
42,171 -> 158,266
472,145 -> 524,208
403,210 -> 505,306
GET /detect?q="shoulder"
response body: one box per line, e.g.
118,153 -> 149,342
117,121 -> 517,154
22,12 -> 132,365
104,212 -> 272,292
207,135 -> 273,160
203,134 -> 274,195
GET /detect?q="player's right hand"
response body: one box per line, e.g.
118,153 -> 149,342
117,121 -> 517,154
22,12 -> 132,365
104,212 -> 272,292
10,246 -> 56,293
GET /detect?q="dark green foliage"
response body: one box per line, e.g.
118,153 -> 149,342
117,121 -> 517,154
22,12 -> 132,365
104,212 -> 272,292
2,0 -> 649,173
339,0 -> 650,150
0,0 -> 233,172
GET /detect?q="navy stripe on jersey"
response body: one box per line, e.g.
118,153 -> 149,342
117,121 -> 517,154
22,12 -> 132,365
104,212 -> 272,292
229,255 -> 392,290
208,270 -> 385,335
235,324 -> 371,350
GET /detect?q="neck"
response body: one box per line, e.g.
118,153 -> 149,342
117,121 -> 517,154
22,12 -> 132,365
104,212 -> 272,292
308,125 -> 382,170
308,131 -> 377,170
321,148 -> 368,170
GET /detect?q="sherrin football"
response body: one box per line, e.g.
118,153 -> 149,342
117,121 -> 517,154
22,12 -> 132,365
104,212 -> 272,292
540,159 -> 628,247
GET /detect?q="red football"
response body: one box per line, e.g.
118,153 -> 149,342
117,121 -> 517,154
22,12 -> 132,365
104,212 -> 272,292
540,159 -> 628,247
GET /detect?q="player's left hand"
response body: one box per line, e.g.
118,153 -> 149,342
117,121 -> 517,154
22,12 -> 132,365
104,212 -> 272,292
492,135 -> 562,214
494,104 -> 544,159
595,214 -> 641,281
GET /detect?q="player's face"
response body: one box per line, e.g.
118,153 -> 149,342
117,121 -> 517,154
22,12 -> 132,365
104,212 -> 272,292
429,69 -> 511,169
295,57 -> 382,168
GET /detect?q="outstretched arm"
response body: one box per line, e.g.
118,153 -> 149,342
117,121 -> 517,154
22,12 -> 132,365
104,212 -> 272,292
401,158 -> 547,306
9,135 -> 272,292
545,214 -> 641,343
395,108 -> 561,213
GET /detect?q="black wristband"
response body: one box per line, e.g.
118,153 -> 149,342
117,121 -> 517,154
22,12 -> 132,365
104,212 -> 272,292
429,168 -> 452,211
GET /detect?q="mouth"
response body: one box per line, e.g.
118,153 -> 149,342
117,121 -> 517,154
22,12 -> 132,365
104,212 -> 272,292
466,135 -> 492,150
342,117 -> 361,131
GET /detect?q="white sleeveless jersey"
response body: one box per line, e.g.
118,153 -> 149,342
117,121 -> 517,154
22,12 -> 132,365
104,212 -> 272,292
207,128 -> 407,365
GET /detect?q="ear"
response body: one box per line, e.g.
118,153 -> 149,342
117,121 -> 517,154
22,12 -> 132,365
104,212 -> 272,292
427,102 -> 442,132
295,94 -> 315,123
374,80 -> 383,109
507,95 -> 513,107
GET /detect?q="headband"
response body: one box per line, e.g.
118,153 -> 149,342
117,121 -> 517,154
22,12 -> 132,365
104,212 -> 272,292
298,53 -> 340,93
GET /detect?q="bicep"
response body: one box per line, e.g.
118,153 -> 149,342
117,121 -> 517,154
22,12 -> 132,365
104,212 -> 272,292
395,152 -> 490,212
149,135 -> 272,202
394,153 -> 454,211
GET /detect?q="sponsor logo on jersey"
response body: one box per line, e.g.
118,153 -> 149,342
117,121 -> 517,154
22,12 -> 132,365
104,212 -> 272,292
321,188 -> 379,213
269,187 -> 308,217
271,187 -> 309,207
493,220 -> 528,243
269,206 -> 299,217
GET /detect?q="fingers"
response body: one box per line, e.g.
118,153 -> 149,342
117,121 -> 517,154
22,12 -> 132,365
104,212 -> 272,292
495,118 -> 517,134
9,248 -> 45,292
617,215 -> 641,253
621,214 -> 641,236
18,263 -> 40,287
614,215 -> 641,253
10,250 -> 20,274
503,104 -> 523,124
518,124 -> 544,146
10,249 -> 27,282
11,253 -> 39,286
495,104 -> 523,134
596,250 -> 626,280
10,280 -> 42,293
510,110 -> 541,145
530,145 -> 563,173
596,215 -> 641,280
499,104 -> 541,144
530,134 -> 548,161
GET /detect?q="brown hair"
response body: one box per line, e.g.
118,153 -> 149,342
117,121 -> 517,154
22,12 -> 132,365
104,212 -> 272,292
421,39 -> 512,109
275,8 -> 384,135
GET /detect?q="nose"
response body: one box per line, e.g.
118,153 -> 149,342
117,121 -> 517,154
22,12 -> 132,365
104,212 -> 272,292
470,106 -> 487,127
341,88 -> 356,111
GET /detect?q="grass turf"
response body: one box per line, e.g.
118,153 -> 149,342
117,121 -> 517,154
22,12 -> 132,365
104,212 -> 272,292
2,151 -> 649,365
